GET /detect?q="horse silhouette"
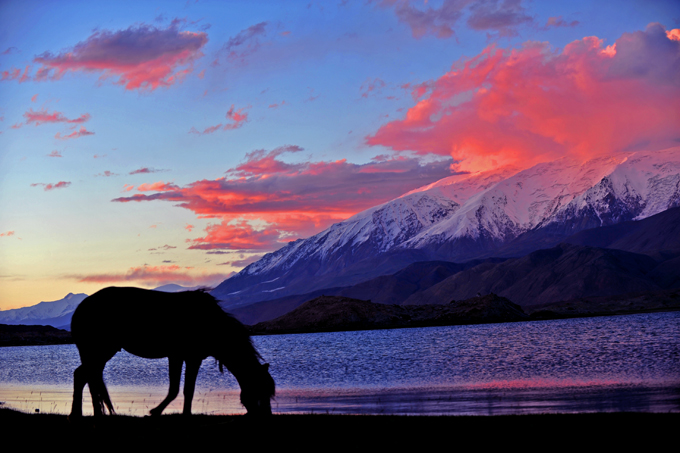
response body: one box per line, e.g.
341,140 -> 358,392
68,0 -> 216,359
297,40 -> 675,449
69,286 -> 275,418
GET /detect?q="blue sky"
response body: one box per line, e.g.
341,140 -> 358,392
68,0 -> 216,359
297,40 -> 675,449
1,0 -> 679,309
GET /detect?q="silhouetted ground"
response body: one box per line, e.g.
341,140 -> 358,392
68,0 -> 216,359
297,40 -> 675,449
1,407 -> 676,449
0,324 -> 71,347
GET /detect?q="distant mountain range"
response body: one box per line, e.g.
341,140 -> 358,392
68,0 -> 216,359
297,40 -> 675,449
213,148 -> 680,310
0,284 -> 198,330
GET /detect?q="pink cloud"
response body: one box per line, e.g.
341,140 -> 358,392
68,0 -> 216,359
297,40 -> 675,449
70,264 -> 224,288
189,105 -> 250,134
24,108 -> 90,126
0,231 -> 15,237
33,23 -> 208,91
55,126 -> 94,140
31,94 -> 38,102
31,181 -> 71,191
112,148 -> 455,251
47,150 -> 62,157
367,24 -> 680,174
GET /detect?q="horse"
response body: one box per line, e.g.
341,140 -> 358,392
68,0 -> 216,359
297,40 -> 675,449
69,286 -> 275,418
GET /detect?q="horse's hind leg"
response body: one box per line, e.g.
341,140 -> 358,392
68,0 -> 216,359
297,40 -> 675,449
150,356 -> 183,416
69,365 -> 87,419
87,360 -> 115,416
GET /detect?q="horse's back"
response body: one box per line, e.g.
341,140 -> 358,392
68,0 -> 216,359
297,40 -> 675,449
71,286 -> 223,359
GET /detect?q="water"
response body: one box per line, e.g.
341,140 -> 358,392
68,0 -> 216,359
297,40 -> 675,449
1,312 -> 678,415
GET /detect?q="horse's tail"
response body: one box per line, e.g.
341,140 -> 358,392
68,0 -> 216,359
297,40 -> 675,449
88,368 -> 116,415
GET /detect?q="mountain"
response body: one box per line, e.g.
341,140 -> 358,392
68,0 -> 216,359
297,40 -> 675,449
0,293 -> 88,329
402,243 -> 676,307
213,147 -> 680,309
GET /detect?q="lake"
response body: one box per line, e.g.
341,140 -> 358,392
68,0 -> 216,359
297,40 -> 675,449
0,312 -> 678,416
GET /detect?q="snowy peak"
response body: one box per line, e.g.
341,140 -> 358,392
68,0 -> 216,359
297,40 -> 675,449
0,293 -> 88,327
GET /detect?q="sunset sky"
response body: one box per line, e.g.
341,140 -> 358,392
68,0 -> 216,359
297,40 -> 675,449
1,0 -> 679,310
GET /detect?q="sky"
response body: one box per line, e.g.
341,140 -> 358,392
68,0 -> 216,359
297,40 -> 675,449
1,0 -> 679,310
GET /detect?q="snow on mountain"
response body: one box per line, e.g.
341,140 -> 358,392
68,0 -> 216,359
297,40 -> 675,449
0,293 -> 88,327
242,188 -> 461,276
216,147 -> 680,304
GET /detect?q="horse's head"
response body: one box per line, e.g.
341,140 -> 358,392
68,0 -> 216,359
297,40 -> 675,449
240,362 -> 275,416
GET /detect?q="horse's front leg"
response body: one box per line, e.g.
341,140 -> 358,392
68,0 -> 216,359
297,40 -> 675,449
149,356 -> 183,416
182,358 -> 202,415
69,365 -> 87,419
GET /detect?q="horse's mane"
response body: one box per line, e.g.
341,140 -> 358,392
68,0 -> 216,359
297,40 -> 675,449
185,290 -> 263,370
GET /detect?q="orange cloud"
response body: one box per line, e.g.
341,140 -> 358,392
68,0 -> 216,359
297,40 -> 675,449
367,24 -> 680,173
71,264 -> 224,288
33,24 -> 207,91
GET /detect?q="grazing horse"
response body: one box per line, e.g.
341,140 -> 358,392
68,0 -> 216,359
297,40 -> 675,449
69,286 -> 275,418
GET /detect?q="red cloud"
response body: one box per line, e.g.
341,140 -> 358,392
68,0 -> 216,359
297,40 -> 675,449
70,264 -> 224,288
33,24 -> 208,91
31,181 -> 71,191
367,24 -> 680,173
189,220 -> 282,251
112,148 -> 455,251
0,231 -> 15,237
24,108 -> 90,126
55,126 -> 94,140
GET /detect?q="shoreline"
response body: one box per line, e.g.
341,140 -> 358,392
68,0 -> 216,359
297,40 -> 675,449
1,407 -> 678,448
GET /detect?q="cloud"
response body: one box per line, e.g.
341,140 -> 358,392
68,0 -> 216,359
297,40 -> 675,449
218,254 -> 264,268
96,170 -> 118,177
129,167 -> 168,175
360,78 -> 387,98
188,220 -> 282,251
47,150 -> 62,158
55,126 -> 94,140
112,148 -> 455,251
542,16 -> 579,30
1,65 -> 31,82
367,24 -> 680,173
33,23 -> 208,91
24,108 -> 90,126
31,181 -> 71,191
377,0 -> 533,39
212,22 -> 268,67
69,264 -> 224,288
0,231 -> 15,237
188,105 -> 250,134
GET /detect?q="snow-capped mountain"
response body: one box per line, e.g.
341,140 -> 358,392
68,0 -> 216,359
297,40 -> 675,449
0,293 -> 88,328
212,147 -> 680,307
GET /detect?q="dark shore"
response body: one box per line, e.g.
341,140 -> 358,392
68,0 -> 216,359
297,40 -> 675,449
1,407 -> 676,449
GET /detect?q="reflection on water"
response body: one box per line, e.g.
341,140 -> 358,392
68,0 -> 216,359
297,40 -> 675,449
0,312 -> 678,415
